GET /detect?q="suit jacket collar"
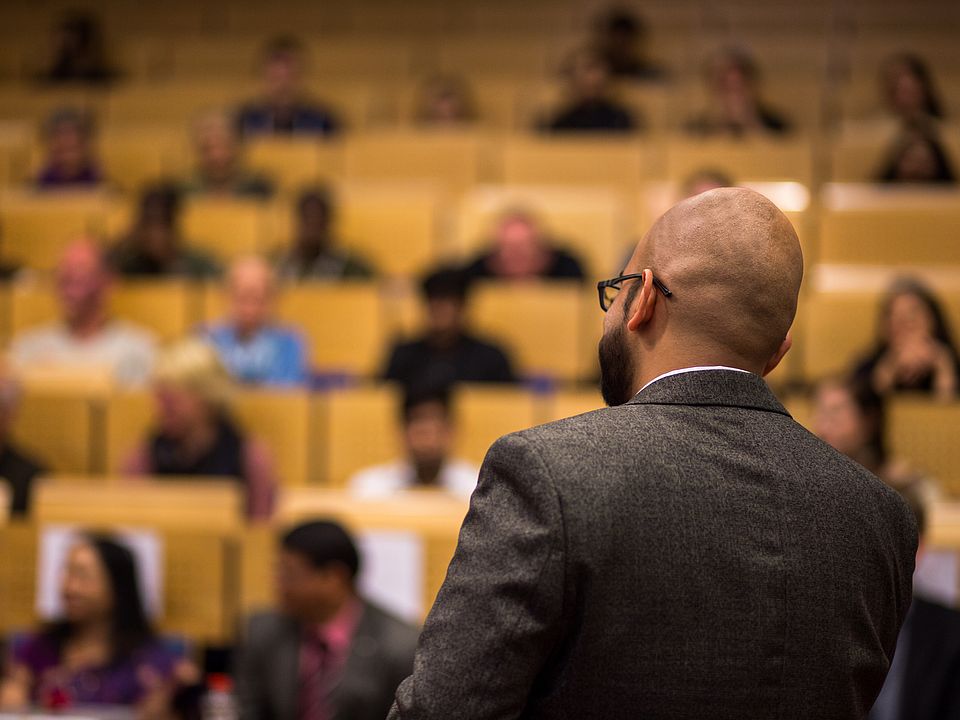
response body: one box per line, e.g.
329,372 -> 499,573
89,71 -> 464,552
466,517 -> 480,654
627,368 -> 790,417
329,600 -> 386,720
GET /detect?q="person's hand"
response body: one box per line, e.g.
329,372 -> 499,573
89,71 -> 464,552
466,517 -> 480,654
0,665 -> 32,710
891,335 -> 940,385
136,659 -> 201,720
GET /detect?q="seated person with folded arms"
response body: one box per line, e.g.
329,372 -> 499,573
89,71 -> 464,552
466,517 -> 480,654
462,209 -> 586,282
10,238 -> 157,386
235,520 -> 418,720
349,386 -> 478,500
204,255 -> 308,387
543,47 -> 638,133
0,533 -> 190,712
274,186 -> 375,281
236,36 -> 340,138
109,183 -> 221,279
35,107 -> 104,189
382,267 -> 515,391
0,370 -> 47,518
852,278 -> 960,401
122,338 -> 277,520
685,47 -> 790,138
868,487 -> 960,720
181,111 -> 275,200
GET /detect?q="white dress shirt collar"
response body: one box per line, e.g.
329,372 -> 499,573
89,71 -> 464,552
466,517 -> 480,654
638,366 -> 752,394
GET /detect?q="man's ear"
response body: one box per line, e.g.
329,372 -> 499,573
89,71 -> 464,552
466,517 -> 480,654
625,269 -> 658,332
762,333 -> 793,377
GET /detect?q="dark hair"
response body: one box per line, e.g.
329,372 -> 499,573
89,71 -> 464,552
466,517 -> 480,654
877,277 -> 958,354
882,53 -> 944,120
138,183 -> 182,227
47,534 -> 155,662
264,35 -> 303,60
878,122 -> 956,184
282,520 -> 360,579
600,9 -> 645,38
296,185 -> 334,221
421,266 -> 470,303
402,385 -> 452,424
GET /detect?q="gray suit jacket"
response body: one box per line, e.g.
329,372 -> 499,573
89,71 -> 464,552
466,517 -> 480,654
389,370 -> 918,720
236,600 -> 417,720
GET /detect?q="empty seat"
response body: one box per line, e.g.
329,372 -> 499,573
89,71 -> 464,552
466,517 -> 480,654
182,197 -> 272,262
665,136 -> 815,185
319,385 -> 402,487
11,390 -> 98,474
889,399 -> 960,496
246,137 -> 343,193
453,384 -> 539,465
343,131 -> 485,190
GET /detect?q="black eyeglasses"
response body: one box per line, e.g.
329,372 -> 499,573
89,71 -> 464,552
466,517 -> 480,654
597,273 -> 673,312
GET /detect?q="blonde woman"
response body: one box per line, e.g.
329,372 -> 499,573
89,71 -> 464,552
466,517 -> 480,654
122,338 -> 276,520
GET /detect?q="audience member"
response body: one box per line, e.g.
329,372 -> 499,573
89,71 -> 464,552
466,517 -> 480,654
122,339 -> 277,520
349,386 -> 478,499
682,168 -> 734,198
853,278 -> 960,400
0,534 -> 186,711
204,256 -> 309,387
235,520 -> 418,720
382,267 -> 515,390
876,122 -> 956,184
880,53 -> 945,126
592,9 -> 668,82
812,375 -> 940,505
182,111 -> 274,199
0,371 -> 46,518
108,183 -> 221,279
274,186 -> 375,281
236,36 -> 340,138
868,487 -> 960,720
414,75 -> 476,126
685,48 -> 790,138
462,209 -> 586,282
543,47 -> 638,133
38,11 -> 117,85
10,239 -> 156,386
35,107 -> 103,189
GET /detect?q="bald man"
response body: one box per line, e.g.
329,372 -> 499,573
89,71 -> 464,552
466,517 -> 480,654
389,189 -> 918,719
204,256 -> 308,386
10,238 -> 156,385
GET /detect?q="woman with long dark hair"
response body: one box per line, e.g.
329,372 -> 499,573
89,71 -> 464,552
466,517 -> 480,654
0,534 -> 180,711
853,278 -> 960,400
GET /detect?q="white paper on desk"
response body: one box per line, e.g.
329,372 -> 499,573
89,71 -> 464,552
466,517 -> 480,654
37,526 -> 164,620
914,547 -> 959,607
357,531 -> 424,624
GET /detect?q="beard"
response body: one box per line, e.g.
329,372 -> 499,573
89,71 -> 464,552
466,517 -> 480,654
598,321 -> 637,407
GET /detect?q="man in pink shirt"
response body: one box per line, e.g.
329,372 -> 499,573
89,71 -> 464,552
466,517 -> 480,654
235,521 -> 418,720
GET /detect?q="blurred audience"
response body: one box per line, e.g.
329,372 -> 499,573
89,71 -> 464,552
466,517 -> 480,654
204,256 -> 309,387
877,122 -> 956,184
235,520 -> 417,720
414,75 -> 476,126
236,36 -> 340,138
108,183 -> 221,279
182,111 -> 274,199
10,239 -> 156,386
880,53 -> 946,126
349,386 -> 478,499
592,8 -> 668,82
462,209 -> 586,282
274,186 -> 375,281
0,534 -> 187,712
122,339 -> 276,520
868,487 -> 960,720
685,48 -> 790,138
543,47 -> 638,133
38,11 -> 117,85
682,168 -> 734,198
812,375 -> 939,505
35,107 -> 103,189
382,267 -> 515,390
0,371 -> 46,518
853,279 -> 960,400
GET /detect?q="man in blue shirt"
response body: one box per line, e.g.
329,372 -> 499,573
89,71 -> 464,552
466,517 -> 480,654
205,256 -> 308,386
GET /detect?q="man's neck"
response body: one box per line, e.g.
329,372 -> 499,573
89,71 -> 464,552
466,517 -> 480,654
67,310 -> 108,340
633,352 -> 758,396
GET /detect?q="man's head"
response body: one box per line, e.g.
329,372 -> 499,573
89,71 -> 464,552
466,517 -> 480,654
134,183 -> 182,258
227,256 -> 277,338
44,107 -> 96,176
421,267 -> 470,341
599,187 -> 803,406
564,47 -> 613,101
295,186 -> 334,252
277,520 -> 360,622
489,210 -> 550,280
261,36 -> 305,106
56,237 -> 111,330
401,387 -> 455,479
192,111 -> 240,184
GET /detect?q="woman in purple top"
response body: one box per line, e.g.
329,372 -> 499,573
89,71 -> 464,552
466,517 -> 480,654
0,534 -> 180,712
35,107 -> 104,189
